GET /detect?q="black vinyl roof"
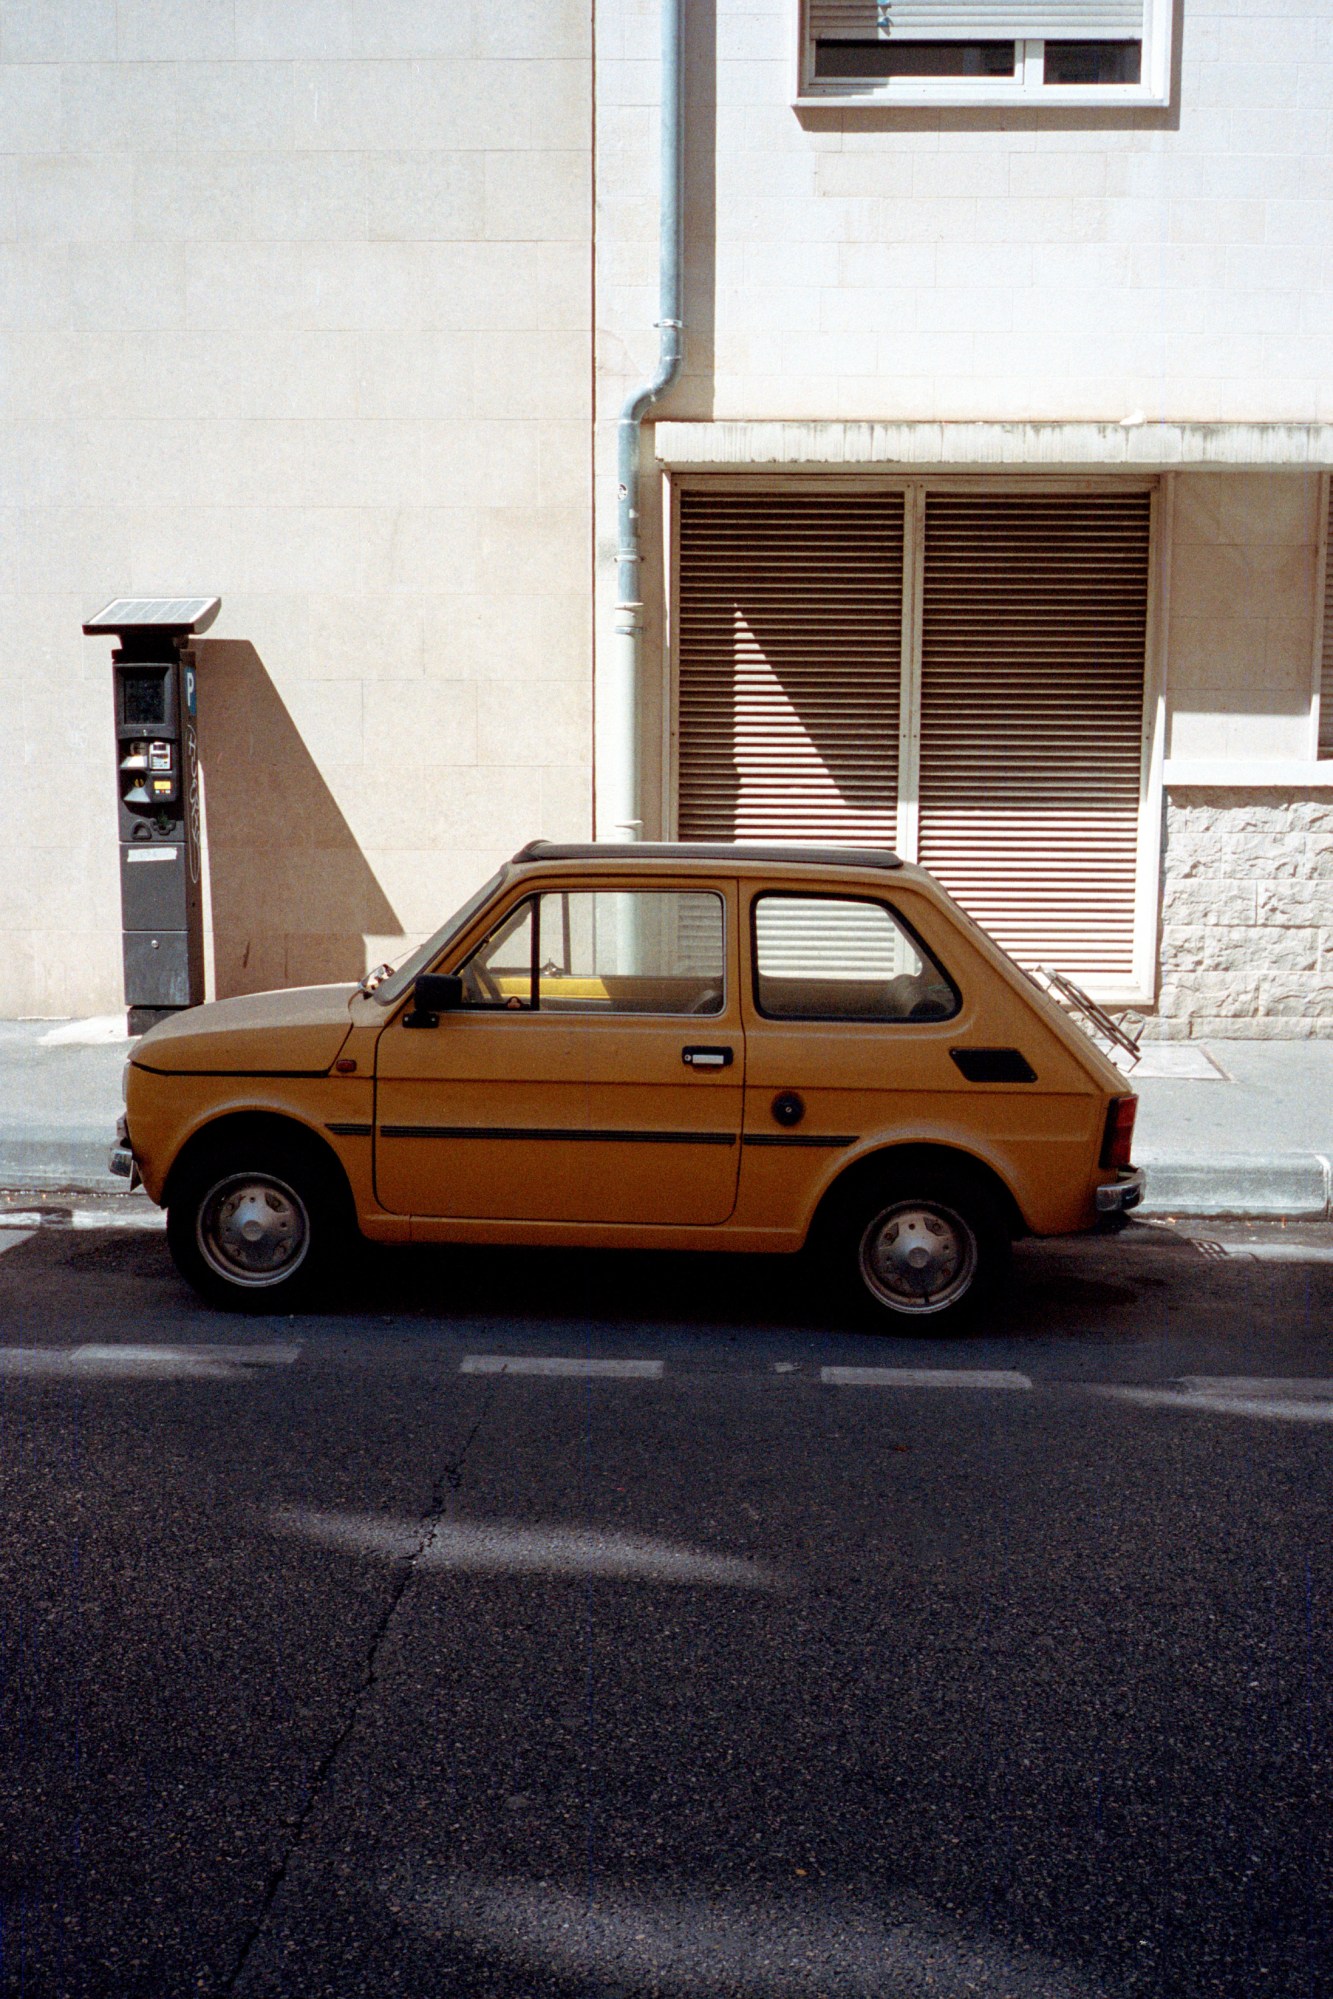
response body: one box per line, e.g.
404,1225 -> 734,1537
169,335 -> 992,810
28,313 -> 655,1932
513,841 -> 903,871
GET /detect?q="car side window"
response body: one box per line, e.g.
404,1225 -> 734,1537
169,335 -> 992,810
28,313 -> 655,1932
536,891 -> 724,1015
456,890 -> 726,1016
752,894 -> 959,1023
458,898 -> 536,1008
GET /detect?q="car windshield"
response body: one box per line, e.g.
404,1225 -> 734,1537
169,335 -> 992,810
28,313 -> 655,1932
369,869 -> 508,1006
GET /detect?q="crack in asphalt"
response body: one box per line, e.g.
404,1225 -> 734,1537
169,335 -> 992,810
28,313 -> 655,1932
219,1378 -> 502,1995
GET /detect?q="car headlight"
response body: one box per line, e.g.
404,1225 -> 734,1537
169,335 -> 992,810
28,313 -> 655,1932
121,1058 -> 131,1104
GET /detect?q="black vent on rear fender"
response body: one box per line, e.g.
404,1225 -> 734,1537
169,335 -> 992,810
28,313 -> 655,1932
950,1047 -> 1037,1084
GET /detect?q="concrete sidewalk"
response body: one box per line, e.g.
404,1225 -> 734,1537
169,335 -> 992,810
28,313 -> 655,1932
1128,1039 -> 1332,1218
0,1016 -> 1329,1217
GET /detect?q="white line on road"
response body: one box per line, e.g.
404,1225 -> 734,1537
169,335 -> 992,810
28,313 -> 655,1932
820,1366 -> 1032,1389
0,1343 -> 301,1380
75,1343 -> 300,1368
0,1231 -> 35,1255
460,1355 -> 664,1379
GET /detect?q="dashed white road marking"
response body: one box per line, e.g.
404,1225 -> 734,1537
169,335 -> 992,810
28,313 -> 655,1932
461,1355 -> 664,1379
820,1366 -> 1032,1390
0,1231 -> 35,1255
76,1342 -> 299,1368
0,1342 -> 300,1380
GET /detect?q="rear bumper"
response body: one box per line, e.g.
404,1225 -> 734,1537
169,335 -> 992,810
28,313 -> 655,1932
1095,1166 -> 1145,1218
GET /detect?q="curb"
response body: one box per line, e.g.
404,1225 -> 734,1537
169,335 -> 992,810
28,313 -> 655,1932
1137,1151 -> 1332,1221
0,1140 -> 122,1198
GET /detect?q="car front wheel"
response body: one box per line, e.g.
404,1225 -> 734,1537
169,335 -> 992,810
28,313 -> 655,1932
166,1135 -> 349,1311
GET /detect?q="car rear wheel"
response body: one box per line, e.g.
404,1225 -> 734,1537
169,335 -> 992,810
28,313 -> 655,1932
822,1165 -> 1010,1333
167,1134 -> 350,1311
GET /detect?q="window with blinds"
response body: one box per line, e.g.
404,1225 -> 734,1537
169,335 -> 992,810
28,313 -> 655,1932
916,492 -> 1150,980
674,484 -> 1154,993
801,0 -> 1167,102
676,491 -> 904,846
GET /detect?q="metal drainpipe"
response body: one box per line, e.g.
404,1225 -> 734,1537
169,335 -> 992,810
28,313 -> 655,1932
604,0 -> 685,842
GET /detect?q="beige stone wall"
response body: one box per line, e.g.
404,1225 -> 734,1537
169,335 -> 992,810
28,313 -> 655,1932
1153,791 -> 1333,1038
594,2 -> 1333,858
0,0 -> 593,1015
597,0 -> 1333,439
1167,473 -> 1323,764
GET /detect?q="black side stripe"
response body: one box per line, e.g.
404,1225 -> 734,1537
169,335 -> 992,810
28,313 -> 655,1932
326,1122 -> 373,1137
378,1125 -> 737,1147
743,1133 -> 856,1149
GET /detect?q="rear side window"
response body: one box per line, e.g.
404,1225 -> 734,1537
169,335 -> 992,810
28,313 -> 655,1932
752,895 -> 958,1023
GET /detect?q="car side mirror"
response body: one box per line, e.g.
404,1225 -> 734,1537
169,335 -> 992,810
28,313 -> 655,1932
403,972 -> 464,1029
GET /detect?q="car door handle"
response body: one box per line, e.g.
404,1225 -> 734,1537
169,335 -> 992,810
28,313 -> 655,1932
682,1045 -> 734,1069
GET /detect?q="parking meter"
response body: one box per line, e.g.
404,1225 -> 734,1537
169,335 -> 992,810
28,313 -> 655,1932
82,597 -> 220,1035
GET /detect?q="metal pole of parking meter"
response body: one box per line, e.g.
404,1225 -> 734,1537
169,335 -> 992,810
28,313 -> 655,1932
82,596 -> 221,1036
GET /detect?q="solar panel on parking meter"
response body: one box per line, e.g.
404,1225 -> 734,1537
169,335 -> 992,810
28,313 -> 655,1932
82,597 -> 221,1036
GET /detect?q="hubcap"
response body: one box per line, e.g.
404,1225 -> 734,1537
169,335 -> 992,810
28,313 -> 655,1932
858,1199 -> 977,1314
197,1173 -> 310,1288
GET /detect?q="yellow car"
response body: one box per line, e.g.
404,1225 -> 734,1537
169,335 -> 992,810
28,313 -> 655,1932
114,842 -> 1143,1327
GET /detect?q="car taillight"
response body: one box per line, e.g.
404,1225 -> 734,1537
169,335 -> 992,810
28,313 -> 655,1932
1101,1095 -> 1137,1170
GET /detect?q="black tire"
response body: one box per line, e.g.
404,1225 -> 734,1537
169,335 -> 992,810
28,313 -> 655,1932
166,1130 -> 353,1312
818,1162 -> 1011,1334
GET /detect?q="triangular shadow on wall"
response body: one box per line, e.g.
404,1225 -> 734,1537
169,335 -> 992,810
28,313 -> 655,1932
194,639 -> 401,998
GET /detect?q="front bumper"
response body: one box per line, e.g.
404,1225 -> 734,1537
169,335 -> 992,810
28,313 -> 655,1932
109,1115 -> 141,1192
1095,1166 -> 1145,1217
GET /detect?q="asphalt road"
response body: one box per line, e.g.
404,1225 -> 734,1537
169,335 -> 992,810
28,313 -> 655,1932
0,1212 -> 1329,1999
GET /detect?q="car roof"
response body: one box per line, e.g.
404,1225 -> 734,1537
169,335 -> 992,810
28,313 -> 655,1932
512,840 -> 905,875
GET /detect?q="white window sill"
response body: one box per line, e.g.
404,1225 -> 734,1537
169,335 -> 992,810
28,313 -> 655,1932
1164,761 -> 1333,789
794,84 -> 1169,110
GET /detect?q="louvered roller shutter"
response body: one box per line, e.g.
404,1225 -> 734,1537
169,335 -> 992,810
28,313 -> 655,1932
1320,489 -> 1333,759
676,491 -> 903,845
809,0 -> 1143,37
916,491 -> 1151,979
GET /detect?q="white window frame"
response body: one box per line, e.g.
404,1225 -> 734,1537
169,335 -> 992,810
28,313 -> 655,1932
663,472 -> 1166,1009
793,0 -> 1172,110
1312,471 -> 1331,761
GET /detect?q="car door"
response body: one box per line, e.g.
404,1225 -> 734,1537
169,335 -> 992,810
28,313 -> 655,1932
374,878 -> 744,1225
738,887 -> 963,1218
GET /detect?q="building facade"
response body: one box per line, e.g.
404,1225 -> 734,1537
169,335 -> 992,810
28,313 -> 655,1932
2,0 -> 1331,1035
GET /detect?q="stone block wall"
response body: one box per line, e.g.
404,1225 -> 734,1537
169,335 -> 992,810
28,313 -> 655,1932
1153,789 -> 1333,1039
